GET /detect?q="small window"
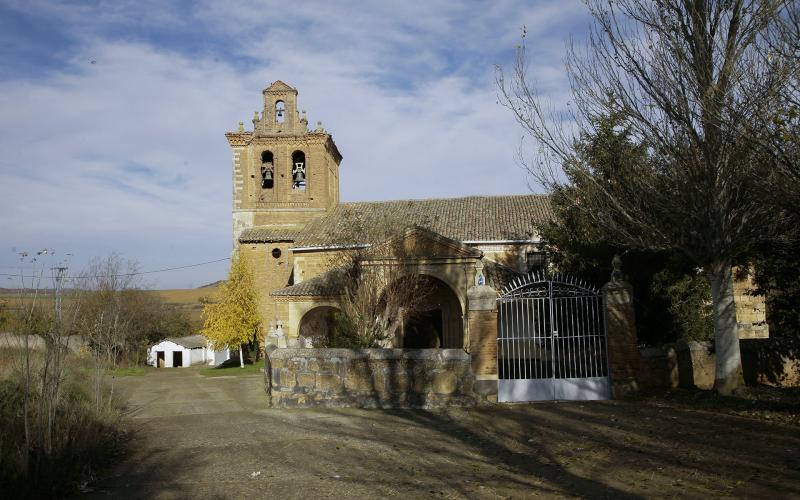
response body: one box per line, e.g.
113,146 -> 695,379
272,248 -> 282,259
526,252 -> 546,273
261,151 -> 274,189
291,151 -> 306,190
275,100 -> 285,124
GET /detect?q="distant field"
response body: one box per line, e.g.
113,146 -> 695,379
153,286 -> 220,323
0,284 -> 221,325
0,290 -> 58,314
153,287 -> 218,304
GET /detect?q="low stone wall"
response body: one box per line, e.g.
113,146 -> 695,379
0,333 -> 87,352
268,348 -> 480,408
639,338 -> 800,389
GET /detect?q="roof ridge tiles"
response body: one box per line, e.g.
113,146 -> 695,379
338,193 -> 549,205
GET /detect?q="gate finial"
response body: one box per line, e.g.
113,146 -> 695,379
611,254 -> 624,283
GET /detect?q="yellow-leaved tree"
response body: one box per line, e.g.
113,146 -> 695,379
201,253 -> 261,368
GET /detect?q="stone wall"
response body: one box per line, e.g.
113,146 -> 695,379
473,243 -> 541,274
268,348 -> 482,408
639,338 -> 800,389
292,249 -> 341,283
733,269 -> 769,338
239,243 -> 293,335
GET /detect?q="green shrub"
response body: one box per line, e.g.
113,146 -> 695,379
650,269 -> 714,342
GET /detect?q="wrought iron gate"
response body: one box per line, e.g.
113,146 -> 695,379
497,272 -> 610,402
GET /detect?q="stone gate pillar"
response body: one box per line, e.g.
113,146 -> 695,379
603,257 -> 640,397
466,262 -> 499,403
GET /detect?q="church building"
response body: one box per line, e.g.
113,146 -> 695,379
225,81 -> 552,349
224,81 -> 767,350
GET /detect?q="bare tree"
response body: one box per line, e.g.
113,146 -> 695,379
318,208 -> 433,348
74,253 -> 142,410
497,0 -> 799,393
760,1 -> 800,202
3,253 -> 82,476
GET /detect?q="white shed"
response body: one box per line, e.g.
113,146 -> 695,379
147,335 -> 230,368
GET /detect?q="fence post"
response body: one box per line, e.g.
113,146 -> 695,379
603,256 -> 640,397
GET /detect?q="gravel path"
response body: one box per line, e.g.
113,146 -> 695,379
85,368 -> 800,499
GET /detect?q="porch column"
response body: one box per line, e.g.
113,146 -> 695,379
603,259 -> 640,397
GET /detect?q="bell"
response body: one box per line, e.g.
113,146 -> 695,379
294,163 -> 305,182
263,168 -> 273,181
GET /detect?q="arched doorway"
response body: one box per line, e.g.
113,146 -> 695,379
398,275 -> 463,349
298,306 -> 340,347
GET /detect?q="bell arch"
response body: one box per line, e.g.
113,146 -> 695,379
260,151 -> 274,189
275,100 -> 286,123
291,150 -> 306,190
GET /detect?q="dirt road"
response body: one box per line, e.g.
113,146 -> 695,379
86,368 -> 800,499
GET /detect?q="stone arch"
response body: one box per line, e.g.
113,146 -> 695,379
412,265 -> 468,316
298,305 -> 340,347
385,274 -> 464,349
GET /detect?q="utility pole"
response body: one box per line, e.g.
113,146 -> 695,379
52,266 -> 68,323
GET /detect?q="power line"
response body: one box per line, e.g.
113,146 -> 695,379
0,257 -> 230,280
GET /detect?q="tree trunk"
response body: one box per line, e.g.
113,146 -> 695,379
239,345 -> 244,368
706,262 -> 743,395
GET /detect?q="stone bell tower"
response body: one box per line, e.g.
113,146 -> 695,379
225,80 -> 342,247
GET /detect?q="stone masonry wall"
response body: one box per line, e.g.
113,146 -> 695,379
240,243 -> 293,334
269,348 -> 482,408
468,310 -> 498,378
733,269 -> 769,339
639,338 -> 800,389
291,250 -> 340,283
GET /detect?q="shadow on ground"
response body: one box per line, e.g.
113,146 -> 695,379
85,369 -> 800,499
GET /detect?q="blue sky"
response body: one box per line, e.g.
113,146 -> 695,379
0,0 -> 590,288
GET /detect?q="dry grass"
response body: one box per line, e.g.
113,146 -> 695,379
199,362 -> 263,377
0,347 -> 124,496
153,287 -> 218,304
153,286 -> 220,324
0,283 -> 220,327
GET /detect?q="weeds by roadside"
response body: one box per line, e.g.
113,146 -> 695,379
0,350 -> 124,497
0,254 -> 130,498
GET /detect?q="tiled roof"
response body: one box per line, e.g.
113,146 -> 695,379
271,268 -> 346,297
165,335 -> 207,349
271,260 -> 521,298
483,260 -> 522,291
239,226 -> 302,243
294,194 -> 552,247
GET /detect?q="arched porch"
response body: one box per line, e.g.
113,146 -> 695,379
298,305 -> 341,347
392,275 -> 464,349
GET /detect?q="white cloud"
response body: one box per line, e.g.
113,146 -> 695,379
0,0 -> 589,287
